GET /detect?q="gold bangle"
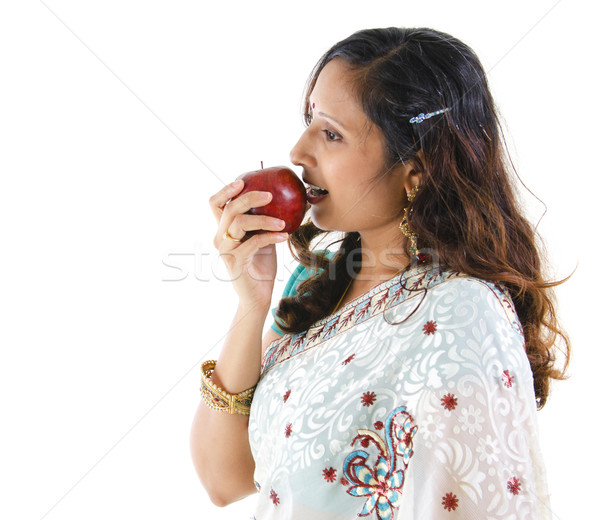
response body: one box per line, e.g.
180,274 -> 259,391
200,360 -> 256,415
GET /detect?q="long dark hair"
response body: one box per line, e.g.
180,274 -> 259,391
276,27 -> 571,409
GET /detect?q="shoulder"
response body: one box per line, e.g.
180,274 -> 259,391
417,270 -> 531,388
427,271 -> 524,339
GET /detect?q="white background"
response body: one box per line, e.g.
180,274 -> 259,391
0,1 -> 596,519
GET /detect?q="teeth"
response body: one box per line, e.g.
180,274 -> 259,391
306,183 -> 328,194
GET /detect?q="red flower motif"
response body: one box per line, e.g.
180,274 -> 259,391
283,389 -> 291,402
423,320 -> 437,335
322,467 -> 337,483
507,476 -> 521,495
342,354 -> 356,365
442,492 -> 459,511
441,393 -> 458,411
269,488 -> 280,506
284,423 -> 292,438
374,421 -> 384,430
361,391 -> 377,407
361,438 -> 370,448
340,477 -> 349,486
502,369 -> 515,388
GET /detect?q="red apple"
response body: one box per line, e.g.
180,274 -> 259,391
233,165 -> 308,235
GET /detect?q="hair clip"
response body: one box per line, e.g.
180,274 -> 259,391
409,107 -> 452,124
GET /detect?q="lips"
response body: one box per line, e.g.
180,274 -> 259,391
303,177 -> 329,205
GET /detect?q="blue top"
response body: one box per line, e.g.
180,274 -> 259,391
270,250 -> 336,335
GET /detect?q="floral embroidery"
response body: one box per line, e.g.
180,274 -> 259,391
342,354 -> 356,365
440,393 -> 457,411
507,476 -> 521,495
442,492 -> 459,511
421,413 -> 444,443
423,320 -> 437,335
374,421 -> 384,430
340,477 -> 349,486
502,369 -> 515,388
361,391 -> 377,407
476,434 -> 500,464
323,467 -> 337,482
254,480 -> 261,491
342,406 -> 417,520
285,423 -> 293,438
269,488 -> 280,505
283,389 -> 291,402
459,404 -> 484,434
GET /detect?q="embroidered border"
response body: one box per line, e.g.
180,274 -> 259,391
262,266 -> 522,374
262,265 -> 458,373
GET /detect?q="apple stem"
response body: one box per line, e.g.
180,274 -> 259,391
261,160 -> 263,169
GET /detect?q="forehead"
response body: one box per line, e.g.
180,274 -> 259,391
309,59 -> 373,140
310,61 -> 362,113
310,59 -> 355,102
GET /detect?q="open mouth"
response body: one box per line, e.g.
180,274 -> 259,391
305,183 -> 329,204
306,183 -> 328,197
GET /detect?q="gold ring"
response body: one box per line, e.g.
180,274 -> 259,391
223,230 -> 242,242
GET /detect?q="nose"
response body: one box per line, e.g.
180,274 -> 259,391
289,129 -> 316,168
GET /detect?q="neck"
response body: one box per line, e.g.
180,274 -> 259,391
353,227 -> 410,283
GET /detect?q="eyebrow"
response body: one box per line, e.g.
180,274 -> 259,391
317,111 -> 348,131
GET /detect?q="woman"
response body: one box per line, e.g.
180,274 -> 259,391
190,27 -> 570,519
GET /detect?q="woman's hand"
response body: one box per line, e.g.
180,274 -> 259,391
209,179 -> 288,310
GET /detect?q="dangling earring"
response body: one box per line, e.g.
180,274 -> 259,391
399,186 -> 427,263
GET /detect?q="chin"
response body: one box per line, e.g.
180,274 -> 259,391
310,213 -> 352,234
309,210 -> 335,231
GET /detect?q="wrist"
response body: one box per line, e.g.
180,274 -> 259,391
236,299 -> 271,320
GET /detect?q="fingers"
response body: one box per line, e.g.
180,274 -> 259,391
227,214 -> 286,240
222,190 -> 272,220
209,180 -> 288,259
216,190 -> 278,241
208,180 -> 274,225
208,180 -> 244,220
225,231 -> 289,257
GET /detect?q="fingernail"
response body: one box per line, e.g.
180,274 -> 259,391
276,219 -> 285,229
231,179 -> 243,189
262,192 -> 272,200
277,233 -> 288,241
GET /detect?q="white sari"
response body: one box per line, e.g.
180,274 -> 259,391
248,262 -> 551,519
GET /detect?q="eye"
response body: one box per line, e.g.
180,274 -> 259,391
323,129 -> 340,142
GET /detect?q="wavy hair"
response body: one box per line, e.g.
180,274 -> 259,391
275,27 -> 571,409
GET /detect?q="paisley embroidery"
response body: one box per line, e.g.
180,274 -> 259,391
342,407 -> 417,520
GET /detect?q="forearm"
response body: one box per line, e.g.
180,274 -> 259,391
190,302 -> 268,506
212,301 -> 268,392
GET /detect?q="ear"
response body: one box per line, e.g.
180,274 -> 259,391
403,150 -> 424,194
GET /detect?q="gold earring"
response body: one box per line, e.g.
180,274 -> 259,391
399,186 -> 427,262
